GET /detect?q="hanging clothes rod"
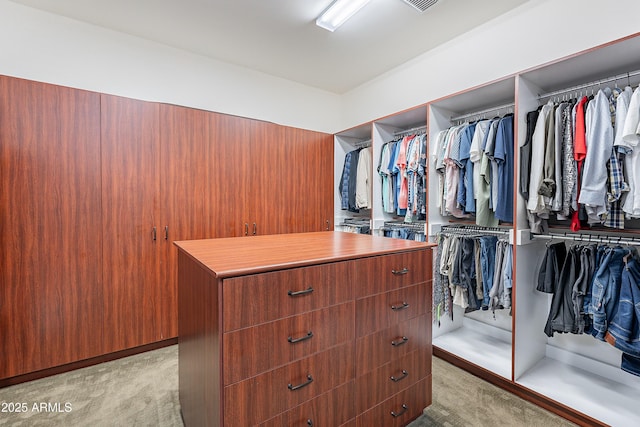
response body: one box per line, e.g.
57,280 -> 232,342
531,231 -> 640,246
353,139 -> 372,148
440,224 -> 511,236
393,125 -> 427,137
450,102 -> 514,122
537,69 -> 640,100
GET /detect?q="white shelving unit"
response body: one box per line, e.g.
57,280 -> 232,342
334,32 -> 640,426
428,76 -> 516,380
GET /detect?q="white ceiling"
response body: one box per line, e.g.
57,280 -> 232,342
11,0 -> 528,94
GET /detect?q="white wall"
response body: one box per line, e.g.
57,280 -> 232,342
3,0 -> 640,135
340,0 -> 640,131
0,0 -> 341,133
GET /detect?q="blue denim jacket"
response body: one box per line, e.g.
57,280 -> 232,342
607,256 -> 640,376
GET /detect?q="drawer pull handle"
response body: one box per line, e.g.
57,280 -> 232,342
288,374 -> 313,391
307,420 -> 313,427
288,331 -> 314,344
390,370 -> 409,382
392,267 -> 409,275
391,336 -> 409,347
288,287 -> 314,297
391,404 -> 408,418
391,302 -> 410,311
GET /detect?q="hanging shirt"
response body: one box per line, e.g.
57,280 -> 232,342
579,88 -> 614,224
476,119 -> 499,227
494,114 -> 514,223
355,146 -> 372,210
457,123 -> 477,214
527,101 -> 554,215
621,87 -> 640,216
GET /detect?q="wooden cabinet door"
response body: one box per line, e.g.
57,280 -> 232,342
284,126 -> 334,232
159,104 -> 219,339
250,122 -> 333,235
209,112 -> 251,238
100,94 -> 162,352
0,76 -> 103,378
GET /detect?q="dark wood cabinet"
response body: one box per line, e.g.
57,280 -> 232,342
175,232 -> 433,426
101,94 -> 164,353
0,76 -> 103,378
0,75 -> 335,382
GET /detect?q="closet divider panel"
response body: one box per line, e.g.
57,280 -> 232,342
100,94 -> 163,352
0,76 -> 104,378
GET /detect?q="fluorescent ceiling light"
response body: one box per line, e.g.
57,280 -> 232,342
316,0 -> 371,32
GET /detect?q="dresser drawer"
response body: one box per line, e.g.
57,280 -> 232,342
356,283 -> 430,337
223,261 -> 355,331
356,348 -> 431,413
223,302 -> 354,385
224,342 -> 355,426
258,381 -> 356,427
356,376 -> 432,427
356,315 -> 431,377
354,251 -> 431,298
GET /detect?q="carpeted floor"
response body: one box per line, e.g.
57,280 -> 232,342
0,345 -> 576,426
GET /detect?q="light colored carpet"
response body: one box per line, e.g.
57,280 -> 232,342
0,345 -> 576,426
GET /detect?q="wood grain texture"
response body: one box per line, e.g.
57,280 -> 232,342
0,76 -> 103,378
209,112 -> 251,238
224,342 -> 355,426
354,251 -> 432,298
178,250 -> 222,427
223,302 -> 354,385
356,283 -> 431,337
174,231 -> 433,278
222,260 -> 355,331
356,315 -> 432,377
100,94 -> 163,352
356,376 -> 432,427
356,348 -> 431,413
258,381 -> 357,427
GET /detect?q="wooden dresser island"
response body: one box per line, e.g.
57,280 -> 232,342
175,231 -> 434,426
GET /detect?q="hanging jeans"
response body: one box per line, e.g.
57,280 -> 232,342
479,236 -> 498,309
607,257 -> 640,376
590,246 -> 626,341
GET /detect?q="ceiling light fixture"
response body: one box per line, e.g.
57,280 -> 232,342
316,0 -> 371,32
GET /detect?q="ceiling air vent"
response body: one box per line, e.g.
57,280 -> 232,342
402,0 -> 439,13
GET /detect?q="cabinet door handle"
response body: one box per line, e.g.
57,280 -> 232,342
392,267 -> 409,275
253,222 -> 257,235
288,331 -> 313,344
288,374 -> 313,391
288,287 -> 314,297
307,420 -> 313,427
390,370 -> 409,382
391,336 -> 409,347
391,404 -> 408,418
326,219 -> 330,230
244,223 -> 249,236
152,227 -> 157,241
164,226 -> 169,240
391,302 -> 410,311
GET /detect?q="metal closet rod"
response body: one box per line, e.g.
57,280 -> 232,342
450,102 -> 514,122
353,139 -> 372,148
440,224 -> 511,236
393,125 -> 427,137
537,69 -> 640,100
531,231 -> 640,246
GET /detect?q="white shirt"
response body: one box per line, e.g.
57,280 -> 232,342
355,146 -> 372,209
